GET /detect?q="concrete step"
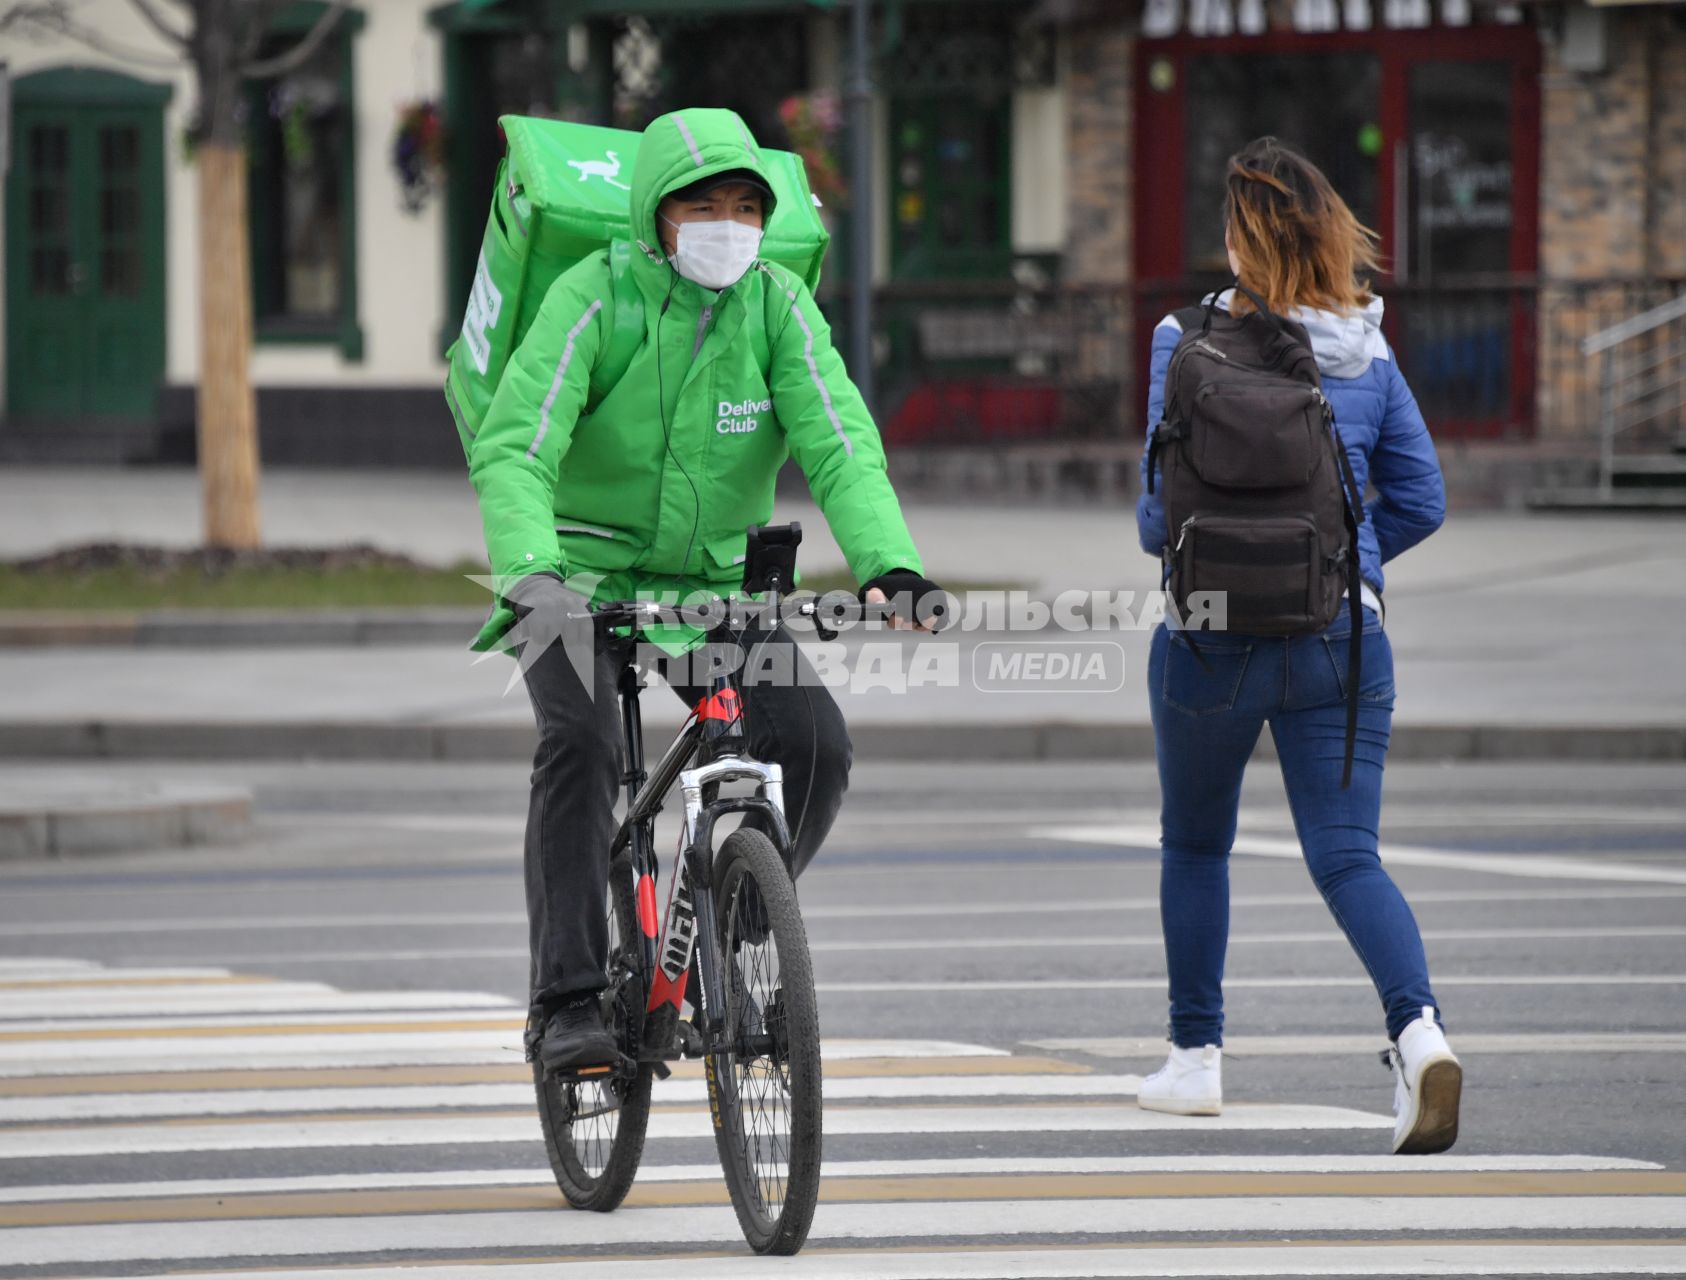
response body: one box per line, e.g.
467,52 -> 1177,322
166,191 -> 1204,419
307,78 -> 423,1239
0,777 -> 251,858
1610,454 -> 1686,486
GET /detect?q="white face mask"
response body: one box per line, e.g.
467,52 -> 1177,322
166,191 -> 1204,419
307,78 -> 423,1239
662,215 -> 763,290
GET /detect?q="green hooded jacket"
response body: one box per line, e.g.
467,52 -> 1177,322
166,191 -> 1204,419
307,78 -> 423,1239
467,107 -> 923,654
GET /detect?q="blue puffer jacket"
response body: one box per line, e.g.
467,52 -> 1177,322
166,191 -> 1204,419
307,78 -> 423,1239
1136,291 -> 1446,598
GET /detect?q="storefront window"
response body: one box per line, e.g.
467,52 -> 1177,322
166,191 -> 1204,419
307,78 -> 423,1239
249,42 -> 345,324
1406,61 -> 1512,279
1182,54 -> 1381,274
245,6 -> 363,357
891,95 -> 1011,279
1395,60 -> 1517,425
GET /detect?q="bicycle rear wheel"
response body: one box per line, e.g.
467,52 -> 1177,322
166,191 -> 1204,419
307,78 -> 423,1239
533,853 -> 653,1212
705,828 -> 822,1255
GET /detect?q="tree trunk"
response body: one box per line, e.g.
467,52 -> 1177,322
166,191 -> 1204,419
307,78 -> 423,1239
196,141 -> 262,549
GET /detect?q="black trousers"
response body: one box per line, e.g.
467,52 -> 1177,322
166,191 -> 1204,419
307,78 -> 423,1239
520,625 -> 851,1010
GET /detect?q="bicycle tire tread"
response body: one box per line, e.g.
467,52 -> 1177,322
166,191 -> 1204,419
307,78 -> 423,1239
707,827 -> 823,1255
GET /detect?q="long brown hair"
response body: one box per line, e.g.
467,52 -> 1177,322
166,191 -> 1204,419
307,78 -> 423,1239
1224,136 -> 1380,317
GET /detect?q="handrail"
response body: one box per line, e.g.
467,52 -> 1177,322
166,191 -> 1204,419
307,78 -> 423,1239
1582,291 -> 1686,356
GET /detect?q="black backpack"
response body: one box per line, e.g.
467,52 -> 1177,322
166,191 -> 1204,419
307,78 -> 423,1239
1145,284 -> 1367,785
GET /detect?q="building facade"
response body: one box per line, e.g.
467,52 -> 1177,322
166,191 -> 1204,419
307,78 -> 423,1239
3,0 -> 1682,486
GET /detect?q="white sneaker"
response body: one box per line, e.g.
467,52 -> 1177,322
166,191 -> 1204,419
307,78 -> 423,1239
1385,1006 -> 1462,1154
1137,1043 -> 1222,1116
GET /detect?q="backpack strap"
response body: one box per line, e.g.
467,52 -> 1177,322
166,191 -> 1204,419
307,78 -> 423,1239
745,281 -> 771,379
586,240 -> 647,412
1145,305 -> 1209,496
588,247 -> 775,413
1323,400 -> 1368,789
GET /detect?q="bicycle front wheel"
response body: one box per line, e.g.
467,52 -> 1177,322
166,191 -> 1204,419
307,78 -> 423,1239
705,827 -> 822,1255
533,853 -> 653,1212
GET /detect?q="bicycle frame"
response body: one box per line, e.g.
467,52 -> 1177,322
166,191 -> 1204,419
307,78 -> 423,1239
607,650 -> 793,1059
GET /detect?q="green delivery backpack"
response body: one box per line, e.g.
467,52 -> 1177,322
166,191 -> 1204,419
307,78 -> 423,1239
445,115 -> 830,460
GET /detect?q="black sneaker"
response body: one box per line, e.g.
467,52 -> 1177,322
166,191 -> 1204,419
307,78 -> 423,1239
538,994 -> 618,1074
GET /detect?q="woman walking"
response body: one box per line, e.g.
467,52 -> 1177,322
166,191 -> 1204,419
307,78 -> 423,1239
1135,137 -> 1459,1154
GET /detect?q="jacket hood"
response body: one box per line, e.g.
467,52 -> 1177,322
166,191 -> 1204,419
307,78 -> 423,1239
1209,289 -> 1388,379
1293,296 -> 1388,379
630,108 -> 773,282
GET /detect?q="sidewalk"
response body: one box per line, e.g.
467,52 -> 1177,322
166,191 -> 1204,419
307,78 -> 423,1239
0,467 -> 1682,762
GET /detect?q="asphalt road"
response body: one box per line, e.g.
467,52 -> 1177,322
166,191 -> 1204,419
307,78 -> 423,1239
1,757 -> 1684,1278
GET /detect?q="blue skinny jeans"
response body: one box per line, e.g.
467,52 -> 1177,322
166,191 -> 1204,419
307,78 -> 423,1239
1146,606 -> 1440,1046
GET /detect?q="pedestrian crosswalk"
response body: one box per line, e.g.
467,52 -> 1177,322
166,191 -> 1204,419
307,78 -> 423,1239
1,957 -> 1682,1278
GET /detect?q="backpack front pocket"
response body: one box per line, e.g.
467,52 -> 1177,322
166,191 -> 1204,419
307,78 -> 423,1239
1189,381 -> 1322,490
1172,513 -> 1321,634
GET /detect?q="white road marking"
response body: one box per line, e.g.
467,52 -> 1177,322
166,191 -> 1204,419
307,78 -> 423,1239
282,800 -> 1686,830
138,898 -> 1686,968
0,1031 -> 526,1067
799,925 -> 1686,952
110,1244 -> 1686,1279
816,975 -> 1686,993
8,884 -> 1686,953
1242,801 -> 1686,827
0,967 -> 241,987
6,1199 -> 1685,1266
128,947 -> 537,966
0,1045 -> 522,1077
0,1102 -> 1391,1158
0,1075 -> 1153,1123
1040,823 -> 1686,886
0,1035 -> 1004,1077
1034,1032 -> 1686,1057
0,988 -> 517,1018
0,1007 -> 525,1033
0,1153 -> 1660,1204
0,958 -> 100,975
279,813 -> 529,834
0,913 -> 526,937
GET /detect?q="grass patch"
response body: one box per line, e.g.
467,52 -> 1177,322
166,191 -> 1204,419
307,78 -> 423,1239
0,545 -> 492,610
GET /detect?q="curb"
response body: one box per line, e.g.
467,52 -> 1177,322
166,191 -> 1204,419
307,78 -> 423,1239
0,783 -> 252,859
0,610 -> 486,648
0,721 -> 1680,763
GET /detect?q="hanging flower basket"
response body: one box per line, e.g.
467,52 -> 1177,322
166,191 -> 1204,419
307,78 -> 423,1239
778,92 -> 846,211
392,99 -> 445,214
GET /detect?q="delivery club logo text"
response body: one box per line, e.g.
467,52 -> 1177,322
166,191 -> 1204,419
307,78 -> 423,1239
718,397 -> 771,435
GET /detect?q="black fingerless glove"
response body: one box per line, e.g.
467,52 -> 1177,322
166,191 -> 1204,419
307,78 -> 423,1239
859,568 -> 953,631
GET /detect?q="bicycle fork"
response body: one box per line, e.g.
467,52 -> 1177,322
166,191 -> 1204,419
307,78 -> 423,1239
642,754 -> 790,1053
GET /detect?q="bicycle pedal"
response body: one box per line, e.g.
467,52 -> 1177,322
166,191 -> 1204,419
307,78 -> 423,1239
675,1019 -> 706,1058
546,1053 -> 636,1084
650,1061 -> 672,1081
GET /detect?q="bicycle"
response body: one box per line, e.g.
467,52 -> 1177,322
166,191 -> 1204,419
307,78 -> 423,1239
526,523 -> 832,1256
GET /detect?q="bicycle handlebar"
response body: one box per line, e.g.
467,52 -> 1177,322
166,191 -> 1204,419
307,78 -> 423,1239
574,596 -> 897,637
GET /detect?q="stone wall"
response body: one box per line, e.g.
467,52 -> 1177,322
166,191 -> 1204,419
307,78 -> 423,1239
1062,23 -> 1137,441
1652,33 -> 1686,279
1538,8 -> 1686,440
1064,24 -> 1133,285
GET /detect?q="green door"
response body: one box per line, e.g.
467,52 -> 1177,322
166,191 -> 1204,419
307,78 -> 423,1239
889,94 -> 1012,281
5,69 -> 168,420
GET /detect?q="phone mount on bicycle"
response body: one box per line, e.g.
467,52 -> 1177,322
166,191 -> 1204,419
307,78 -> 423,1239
741,522 -> 801,598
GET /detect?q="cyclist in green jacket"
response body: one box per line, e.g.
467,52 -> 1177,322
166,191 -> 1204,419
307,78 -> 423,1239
469,107 -> 945,1072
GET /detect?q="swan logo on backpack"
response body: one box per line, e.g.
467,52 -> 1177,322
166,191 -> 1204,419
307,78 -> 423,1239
566,150 -> 631,191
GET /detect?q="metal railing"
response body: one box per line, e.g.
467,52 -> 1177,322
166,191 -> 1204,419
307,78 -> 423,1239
1582,291 -> 1686,499
818,276 -> 1683,459
829,279 -> 1134,446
